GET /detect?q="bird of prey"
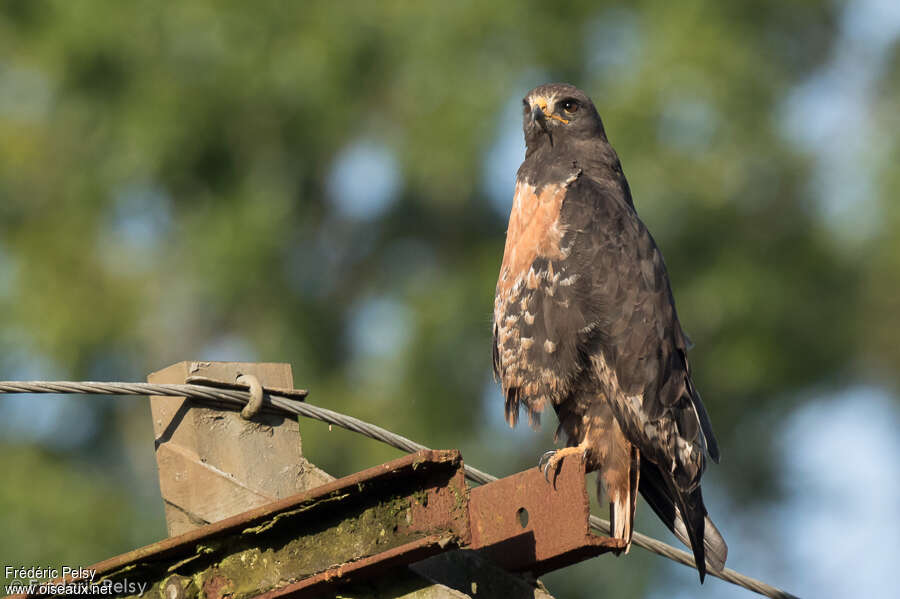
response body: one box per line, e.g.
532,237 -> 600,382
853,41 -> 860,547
492,83 -> 727,581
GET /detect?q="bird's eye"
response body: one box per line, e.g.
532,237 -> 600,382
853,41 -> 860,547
560,99 -> 578,114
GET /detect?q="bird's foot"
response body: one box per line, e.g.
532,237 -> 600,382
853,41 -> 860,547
538,446 -> 587,482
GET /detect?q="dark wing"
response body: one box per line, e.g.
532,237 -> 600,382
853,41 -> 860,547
560,173 -> 715,484
559,173 -> 725,577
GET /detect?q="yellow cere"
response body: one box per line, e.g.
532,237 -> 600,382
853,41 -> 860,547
532,95 -> 569,125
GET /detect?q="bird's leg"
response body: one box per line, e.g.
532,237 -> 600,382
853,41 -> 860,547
538,439 -> 590,482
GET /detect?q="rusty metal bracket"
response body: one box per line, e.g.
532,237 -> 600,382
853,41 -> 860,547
469,454 -> 624,575
28,450 -> 620,598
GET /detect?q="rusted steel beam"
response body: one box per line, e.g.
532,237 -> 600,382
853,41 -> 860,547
26,450 -> 469,599
25,450 -> 619,599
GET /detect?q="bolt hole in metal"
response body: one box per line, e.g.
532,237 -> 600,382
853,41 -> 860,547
517,507 -> 529,528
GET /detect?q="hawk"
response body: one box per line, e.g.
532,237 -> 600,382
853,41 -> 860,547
492,83 -> 727,581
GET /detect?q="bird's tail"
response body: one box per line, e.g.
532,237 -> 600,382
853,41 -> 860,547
638,461 -> 727,582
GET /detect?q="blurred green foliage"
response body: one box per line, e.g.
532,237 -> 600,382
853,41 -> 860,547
0,0 -> 897,597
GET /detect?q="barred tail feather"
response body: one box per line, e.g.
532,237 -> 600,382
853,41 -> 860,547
673,510 -> 728,574
639,461 -> 727,581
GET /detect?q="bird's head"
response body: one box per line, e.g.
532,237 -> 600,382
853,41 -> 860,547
522,83 -> 607,150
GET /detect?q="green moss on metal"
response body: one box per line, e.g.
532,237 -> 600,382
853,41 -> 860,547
100,492 -> 424,599
240,491 -> 350,535
92,455 -> 468,599
187,492 -> 421,599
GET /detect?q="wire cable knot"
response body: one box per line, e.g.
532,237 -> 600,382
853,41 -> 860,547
236,373 -> 264,420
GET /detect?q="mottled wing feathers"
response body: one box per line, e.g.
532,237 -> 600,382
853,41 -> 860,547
553,174 -> 725,578
559,173 -> 713,491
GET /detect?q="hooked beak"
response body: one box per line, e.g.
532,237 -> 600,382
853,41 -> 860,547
531,104 -> 550,136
